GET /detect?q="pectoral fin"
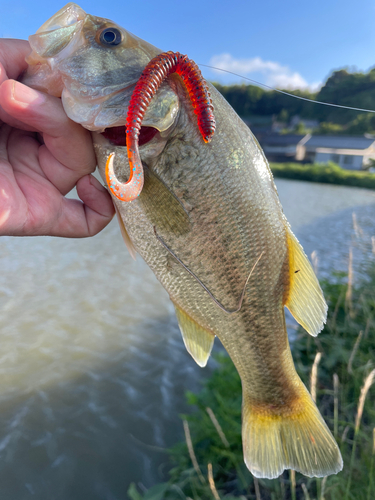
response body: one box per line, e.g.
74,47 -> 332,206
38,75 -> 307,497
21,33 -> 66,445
138,165 -> 191,236
173,304 -> 215,367
284,226 -> 327,336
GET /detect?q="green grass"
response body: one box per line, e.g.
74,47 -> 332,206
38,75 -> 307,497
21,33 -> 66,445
270,162 -> 375,190
128,262 -> 375,500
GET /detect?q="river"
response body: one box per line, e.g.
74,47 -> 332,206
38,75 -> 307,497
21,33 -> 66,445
0,179 -> 374,499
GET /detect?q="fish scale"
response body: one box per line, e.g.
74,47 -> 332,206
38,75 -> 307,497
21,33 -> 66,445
23,2 -> 342,480
116,86 -> 294,397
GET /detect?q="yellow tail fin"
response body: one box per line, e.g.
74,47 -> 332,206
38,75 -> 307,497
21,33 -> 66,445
242,385 -> 343,479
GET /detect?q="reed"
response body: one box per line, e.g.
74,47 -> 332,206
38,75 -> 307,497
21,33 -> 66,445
279,476 -> 286,499
347,330 -> 362,374
320,476 -> 327,500
345,369 -> 375,500
253,477 -> 261,500
208,463 -> 220,500
183,419 -> 205,484
329,287 -> 345,333
345,247 -> 353,317
341,425 -> 349,444
367,428 -> 375,500
301,483 -> 310,500
310,351 -> 322,403
354,369 -> 375,434
333,373 -> 339,439
206,407 -> 230,448
290,470 -> 296,500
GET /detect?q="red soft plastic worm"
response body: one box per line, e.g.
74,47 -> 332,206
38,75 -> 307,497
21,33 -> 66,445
106,51 -> 216,202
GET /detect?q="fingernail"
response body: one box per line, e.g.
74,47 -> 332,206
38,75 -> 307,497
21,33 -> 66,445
89,175 -> 108,193
12,81 -> 46,105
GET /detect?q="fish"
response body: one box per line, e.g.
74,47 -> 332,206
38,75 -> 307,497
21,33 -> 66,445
23,3 -> 343,479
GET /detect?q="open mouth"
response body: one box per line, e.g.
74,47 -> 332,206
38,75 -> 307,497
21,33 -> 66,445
101,125 -> 158,147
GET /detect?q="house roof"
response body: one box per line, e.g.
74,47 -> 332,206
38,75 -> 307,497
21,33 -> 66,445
305,135 -> 375,150
260,134 -> 306,147
244,115 -> 274,125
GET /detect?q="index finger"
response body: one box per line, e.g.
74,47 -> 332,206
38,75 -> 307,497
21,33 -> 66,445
0,39 -> 31,83
0,79 -> 96,195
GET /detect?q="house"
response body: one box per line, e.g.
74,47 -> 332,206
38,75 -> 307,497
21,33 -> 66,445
242,116 -> 275,143
257,133 -> 311,162
257,132 -> 375,169
289,115 -> 319,130
303,135 -> 375,170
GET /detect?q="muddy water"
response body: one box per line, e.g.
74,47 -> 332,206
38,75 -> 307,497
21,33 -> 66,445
0,179 -> 374,499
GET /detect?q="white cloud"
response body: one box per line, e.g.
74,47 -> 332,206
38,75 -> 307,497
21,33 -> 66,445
208,53 -> 321,91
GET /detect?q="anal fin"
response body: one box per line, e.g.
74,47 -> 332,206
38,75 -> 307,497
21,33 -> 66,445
173,304 -> 215,367
284,225 -> 327,336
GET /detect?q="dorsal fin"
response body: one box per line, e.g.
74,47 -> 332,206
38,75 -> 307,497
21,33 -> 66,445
284,225 -> 327,336
173,304 -> 215,367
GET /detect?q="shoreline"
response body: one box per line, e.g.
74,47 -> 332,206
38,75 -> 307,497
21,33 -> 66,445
270,162 -> 375,190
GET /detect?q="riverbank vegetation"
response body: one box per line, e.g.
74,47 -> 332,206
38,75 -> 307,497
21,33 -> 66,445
128,250 -> 375,499
214,67 -> 375,136
270,162 -> 375,190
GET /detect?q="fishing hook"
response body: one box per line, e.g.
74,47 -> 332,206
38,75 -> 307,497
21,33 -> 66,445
105,51 -> 216,203
153,227 -> 263,314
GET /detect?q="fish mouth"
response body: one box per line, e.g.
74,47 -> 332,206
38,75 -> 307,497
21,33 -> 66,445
35,3 -> 86,37
26,3 -> 87,67
24,3 -> 180,134
101,126 -> 158,147
24,3 -> 137,99
23,3 -> 142,130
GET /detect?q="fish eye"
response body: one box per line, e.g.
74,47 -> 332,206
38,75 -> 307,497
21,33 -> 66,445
99,27 -> 123,46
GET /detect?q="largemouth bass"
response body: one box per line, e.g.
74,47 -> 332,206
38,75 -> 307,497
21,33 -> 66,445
23,3 -> 343,479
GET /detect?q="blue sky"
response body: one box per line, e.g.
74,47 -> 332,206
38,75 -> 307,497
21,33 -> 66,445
2,0 -> 375,92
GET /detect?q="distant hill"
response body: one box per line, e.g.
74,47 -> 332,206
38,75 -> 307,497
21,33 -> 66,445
213,67 -> 375,135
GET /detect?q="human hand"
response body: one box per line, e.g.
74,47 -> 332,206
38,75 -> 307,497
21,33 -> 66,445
0,39 -> 115,237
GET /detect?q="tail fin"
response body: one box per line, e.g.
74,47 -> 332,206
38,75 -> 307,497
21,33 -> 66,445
242,386 -> 343,479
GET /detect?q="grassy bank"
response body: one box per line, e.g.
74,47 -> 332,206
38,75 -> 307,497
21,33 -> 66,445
128,261 -> 375,500
270,162 -> 375,190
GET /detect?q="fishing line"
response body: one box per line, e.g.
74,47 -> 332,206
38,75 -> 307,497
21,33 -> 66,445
198,64 -> 375,114
154,226 -> 263,314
